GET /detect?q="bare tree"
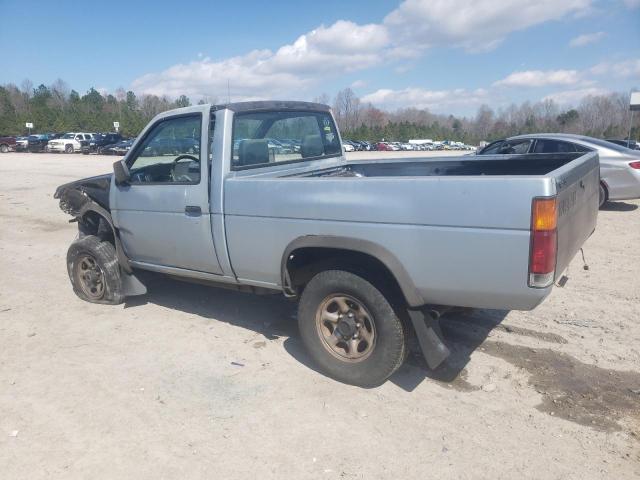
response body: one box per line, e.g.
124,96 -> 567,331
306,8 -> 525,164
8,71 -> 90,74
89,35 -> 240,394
333,88 -> 361,131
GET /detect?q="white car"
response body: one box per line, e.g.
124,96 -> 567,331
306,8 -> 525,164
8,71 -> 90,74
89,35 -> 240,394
48,132 -> 96,153
343,143 -> 355,152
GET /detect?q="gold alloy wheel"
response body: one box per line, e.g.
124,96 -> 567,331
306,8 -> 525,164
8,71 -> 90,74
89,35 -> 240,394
315,294 -> 376,362
75,254 -> 105,300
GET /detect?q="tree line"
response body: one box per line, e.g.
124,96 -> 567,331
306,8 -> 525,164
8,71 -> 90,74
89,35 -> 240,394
0,79 -> 192,137
324,88 -> 638,144
0,79 -> 637,143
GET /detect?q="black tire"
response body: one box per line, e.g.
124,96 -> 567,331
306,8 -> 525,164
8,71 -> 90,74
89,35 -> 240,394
598,183 -> 607,208
65,144 -> 74,154
0,144 -> 8,153
298,270 -> 407,387
66,235 -> 124,304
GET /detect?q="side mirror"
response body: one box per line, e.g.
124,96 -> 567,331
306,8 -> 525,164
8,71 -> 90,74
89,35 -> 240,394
113,159 -> 130,185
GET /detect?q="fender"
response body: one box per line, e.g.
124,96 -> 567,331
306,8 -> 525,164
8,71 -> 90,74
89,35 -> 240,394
281,235 -> 424,307
78,201 -> 133,275
55,184 -> 132,274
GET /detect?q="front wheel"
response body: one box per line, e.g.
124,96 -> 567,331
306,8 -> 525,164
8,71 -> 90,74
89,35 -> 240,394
65,144 -> 74,154
67,235 -> 124,304
0,144 -> 8,153
298,270 -> 407,387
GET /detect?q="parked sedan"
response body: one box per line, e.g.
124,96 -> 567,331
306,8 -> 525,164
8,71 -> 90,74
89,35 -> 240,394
478,133 -> 640,207
98,138 -> 134,156
81,133 -> 123,154
606,139 -> 639,150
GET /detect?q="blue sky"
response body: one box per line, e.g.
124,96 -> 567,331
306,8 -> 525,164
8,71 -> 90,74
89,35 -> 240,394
1,0 -> 638,115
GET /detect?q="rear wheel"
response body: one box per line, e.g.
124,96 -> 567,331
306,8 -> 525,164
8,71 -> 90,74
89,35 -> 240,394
298,270 -> 407,387
65,144 -> 74,154
67,235 -> 124,304
0,144 -> 8,153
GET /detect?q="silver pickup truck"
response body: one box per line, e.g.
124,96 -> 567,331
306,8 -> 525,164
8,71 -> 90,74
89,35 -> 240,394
55,101 -> 599,387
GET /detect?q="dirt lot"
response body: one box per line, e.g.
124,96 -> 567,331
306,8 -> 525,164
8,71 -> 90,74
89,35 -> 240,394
1,152 -> 639,479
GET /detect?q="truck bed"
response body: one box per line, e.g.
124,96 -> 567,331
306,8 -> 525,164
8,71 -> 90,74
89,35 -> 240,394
223,151 -> 599,310
294,153 -> 583,177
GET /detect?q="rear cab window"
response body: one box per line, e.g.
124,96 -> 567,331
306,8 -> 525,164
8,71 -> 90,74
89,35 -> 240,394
231,110 -> 341,169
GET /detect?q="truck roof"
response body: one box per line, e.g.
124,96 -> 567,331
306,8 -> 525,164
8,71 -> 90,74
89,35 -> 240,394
149,101 -> 332,124
213,100 -> 331,113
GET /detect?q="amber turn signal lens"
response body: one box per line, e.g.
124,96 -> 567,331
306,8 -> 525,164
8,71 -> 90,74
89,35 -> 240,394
532,198 -> 557,231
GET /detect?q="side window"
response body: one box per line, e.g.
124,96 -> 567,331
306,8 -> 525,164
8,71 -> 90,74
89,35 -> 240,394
127,114 -> 201,184
479,141 -> 504,155
572,143 -> 591,153
499,139 -> 532,154
75,134 -> 83,141
231,111 -> 341,169
533,140 -> 575,153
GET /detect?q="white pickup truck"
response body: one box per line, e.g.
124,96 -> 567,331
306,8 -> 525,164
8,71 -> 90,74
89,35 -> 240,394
48,132 -> 96,153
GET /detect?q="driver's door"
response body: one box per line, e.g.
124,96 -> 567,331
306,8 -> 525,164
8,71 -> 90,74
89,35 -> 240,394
110,113 -> 223,274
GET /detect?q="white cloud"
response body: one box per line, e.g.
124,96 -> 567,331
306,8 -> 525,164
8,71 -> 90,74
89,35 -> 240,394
543,87 -> 609,104
569,31 -> 605,47
384,0 -> 593,52
132,20 -> 389,100
350,80 -> 367,89
494,70 -> 580,87
590,59 -> 640,78
132,0 -> 595,99
361,87 -> 489,111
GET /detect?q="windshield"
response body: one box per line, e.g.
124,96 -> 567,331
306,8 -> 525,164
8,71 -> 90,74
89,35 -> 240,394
62,133 -> 75,139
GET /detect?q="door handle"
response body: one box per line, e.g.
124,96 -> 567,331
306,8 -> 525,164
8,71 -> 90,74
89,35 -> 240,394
185,205 -> 201,216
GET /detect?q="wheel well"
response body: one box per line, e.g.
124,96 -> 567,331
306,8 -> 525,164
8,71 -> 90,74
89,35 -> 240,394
285,247 -> 407,307
79,211 -> 115,245
600,180 -> 609,199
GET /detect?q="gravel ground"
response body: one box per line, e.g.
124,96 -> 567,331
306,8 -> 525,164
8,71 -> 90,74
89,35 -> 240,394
1,152 -> 639,480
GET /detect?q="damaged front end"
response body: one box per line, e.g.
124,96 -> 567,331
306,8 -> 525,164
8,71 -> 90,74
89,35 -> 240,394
54,173 -> 147,297
54,173 -> 112,215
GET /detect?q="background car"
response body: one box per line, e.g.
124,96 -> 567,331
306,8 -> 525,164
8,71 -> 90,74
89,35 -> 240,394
98,138 -> 134,155
48,132 -> 96,153
478,133 -> 640,207
81,132 -> 123,154
15,136 -> 29,152
606,139 -> 639,150
0,135 -> 16,153
27,133 -> 60,152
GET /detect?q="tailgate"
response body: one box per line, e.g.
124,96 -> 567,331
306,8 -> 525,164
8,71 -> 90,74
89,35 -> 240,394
553,151 -> 599,276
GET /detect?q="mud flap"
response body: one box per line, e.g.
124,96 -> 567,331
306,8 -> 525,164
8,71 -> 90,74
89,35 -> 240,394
121,271 -> 147,296
408,309 -> 451,369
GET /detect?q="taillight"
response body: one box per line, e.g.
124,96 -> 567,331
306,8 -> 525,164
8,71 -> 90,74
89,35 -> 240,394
529,197 -> 558,288
629,161 -> 640,169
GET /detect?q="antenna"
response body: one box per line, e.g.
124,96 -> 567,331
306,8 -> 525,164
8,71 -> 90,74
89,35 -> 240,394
227,79 -> 230,104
